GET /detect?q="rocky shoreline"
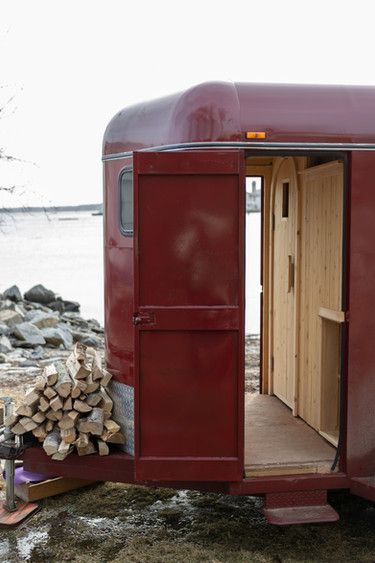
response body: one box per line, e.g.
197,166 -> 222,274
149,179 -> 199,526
0,284 -> 104,404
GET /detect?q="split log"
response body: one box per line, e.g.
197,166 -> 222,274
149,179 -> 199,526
61,427 -> 77,444
86,391 -> 102,407
67,410 -> 80,424
24,390 -> 41,407
4,413 -> 19,427
34,375 -> 47,391
98,439 -> 109,456
45,420 -> 54,433
38,396 -> 50,413
44,364 -> 58,386
19,417 -> 38,432
85,373 -> 99,394
73,342 -> 87,363
43,430 -> 61,455
66,352 -> 91,380
45,409 -> 62,421
91,351 -> 104,381
50,396 -> 63,412
52,441 -> 72,460
100,369 -> 112,387
16,404 -> 34,418
11,422 -> 27,435
58,414 -> 75,430
71,380 -> 87,398
63,397 -> 72,411
44,386 -> 57,400
54,361 -> 72,398
104,419 -> 121,434
75,432 -> 89,449
73,400 -> 92,413
77,439 -> 96,456
77,408 -> 103,436
32,424 -> 47,441
32,411 -> 46,424
99,387 -> 113,414
101,430 -> 125,444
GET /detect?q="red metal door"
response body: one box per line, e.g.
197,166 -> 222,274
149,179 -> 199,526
133,150 -> 245,482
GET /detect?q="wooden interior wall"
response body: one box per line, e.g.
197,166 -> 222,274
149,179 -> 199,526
297,161 -> 343,430
270,158 -> 298,409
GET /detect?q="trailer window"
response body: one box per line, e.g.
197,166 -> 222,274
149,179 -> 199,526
119,168 -> 133,235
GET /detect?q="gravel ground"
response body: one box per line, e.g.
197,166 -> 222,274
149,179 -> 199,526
1,336 -> 375,562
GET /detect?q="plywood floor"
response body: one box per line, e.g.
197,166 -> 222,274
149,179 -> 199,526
245,394 -> 336,477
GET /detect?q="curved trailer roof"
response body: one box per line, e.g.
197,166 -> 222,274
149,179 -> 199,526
103,81 -> 375,156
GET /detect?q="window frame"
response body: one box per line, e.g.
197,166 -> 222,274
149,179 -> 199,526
118,166 -> 134,237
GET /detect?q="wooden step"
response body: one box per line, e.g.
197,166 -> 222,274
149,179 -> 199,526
263,490 -> 339,525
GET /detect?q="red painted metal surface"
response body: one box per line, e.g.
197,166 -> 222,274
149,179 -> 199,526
104,156 -> 135,386
346,152 -> 375,480
264,490 -> 339,526
103,82 -> 375,155
133,151 -> 245,481
23,448 -> 135,483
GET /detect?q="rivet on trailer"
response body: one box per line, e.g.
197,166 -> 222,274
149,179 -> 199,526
24,81 -> 375,525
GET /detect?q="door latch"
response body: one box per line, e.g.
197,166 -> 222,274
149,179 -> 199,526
132,312 -> 155,326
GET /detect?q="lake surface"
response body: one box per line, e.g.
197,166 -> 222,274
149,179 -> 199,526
0,211 -> 261,334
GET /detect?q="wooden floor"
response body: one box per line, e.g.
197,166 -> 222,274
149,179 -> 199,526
244,394 -> 336,477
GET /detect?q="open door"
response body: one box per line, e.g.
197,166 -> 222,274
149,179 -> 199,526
133,150 -> 245,482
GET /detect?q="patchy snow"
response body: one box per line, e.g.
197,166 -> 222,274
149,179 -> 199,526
16,527 -> 49,560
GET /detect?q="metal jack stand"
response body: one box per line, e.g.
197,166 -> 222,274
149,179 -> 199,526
0,398 -> 39,526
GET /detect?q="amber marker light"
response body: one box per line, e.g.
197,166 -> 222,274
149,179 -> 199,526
246,131 -> 267,139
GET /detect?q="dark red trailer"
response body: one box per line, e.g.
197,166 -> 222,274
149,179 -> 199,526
25,81 -> 375,525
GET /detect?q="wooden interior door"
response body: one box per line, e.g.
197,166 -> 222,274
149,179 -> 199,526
271,159 -> 298,409
133,150 -> 245,482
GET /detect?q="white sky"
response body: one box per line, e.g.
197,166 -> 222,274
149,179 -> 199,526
1,0 -> 374,206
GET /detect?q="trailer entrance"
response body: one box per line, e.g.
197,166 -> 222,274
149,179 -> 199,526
245,154 -> 345,476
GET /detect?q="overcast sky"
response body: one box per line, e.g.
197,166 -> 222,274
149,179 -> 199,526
1,0 -> 374,207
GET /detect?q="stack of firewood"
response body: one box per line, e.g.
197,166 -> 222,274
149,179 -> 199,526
5,343 -> 124,460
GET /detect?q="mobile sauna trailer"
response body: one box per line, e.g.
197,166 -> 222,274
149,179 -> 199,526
24,82 -> 375,525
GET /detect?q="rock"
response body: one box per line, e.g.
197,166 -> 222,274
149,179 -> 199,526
30,345 -> 45,360
26,310 -> 59,329
13,322 -> 46,346
0,353 -> 7,363
62,300 -> 80,313
3,285 -> 22,302
24,284 -> 56,305
0,309 -> 24,328
80,335 -> 103,348
0,322 -> 11,336
41,326 -> 73,349
48,300 -> 65,314
0,334 -> 13,353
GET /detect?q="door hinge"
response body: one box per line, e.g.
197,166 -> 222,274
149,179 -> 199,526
271,356 -> 274,371
132,311 -> 155,326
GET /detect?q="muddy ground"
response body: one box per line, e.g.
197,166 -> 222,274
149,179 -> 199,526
1,337 -> 375,562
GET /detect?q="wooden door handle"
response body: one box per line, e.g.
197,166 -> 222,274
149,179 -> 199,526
288,255 -> 295,292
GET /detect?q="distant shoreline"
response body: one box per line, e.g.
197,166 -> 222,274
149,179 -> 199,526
0,204 -> 102,214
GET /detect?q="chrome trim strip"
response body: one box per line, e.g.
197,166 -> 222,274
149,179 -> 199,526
102,141 -> 375,161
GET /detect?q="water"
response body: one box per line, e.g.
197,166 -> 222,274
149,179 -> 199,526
0,211 -> 261,334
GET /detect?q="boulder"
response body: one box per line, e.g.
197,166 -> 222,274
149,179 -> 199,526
0,334 -> 12,353
0,309 -> 24,328
3,285 -> 22,302
24,284 -> 56,305
63,300 -> 80,313
13,322 -> 46,346
30,345 -> 45,360
48,300 -> 65,314
80,335 -> 103,348
26,310 -> 59,329
0,322 -> 11,336
41,326 -> 73,349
